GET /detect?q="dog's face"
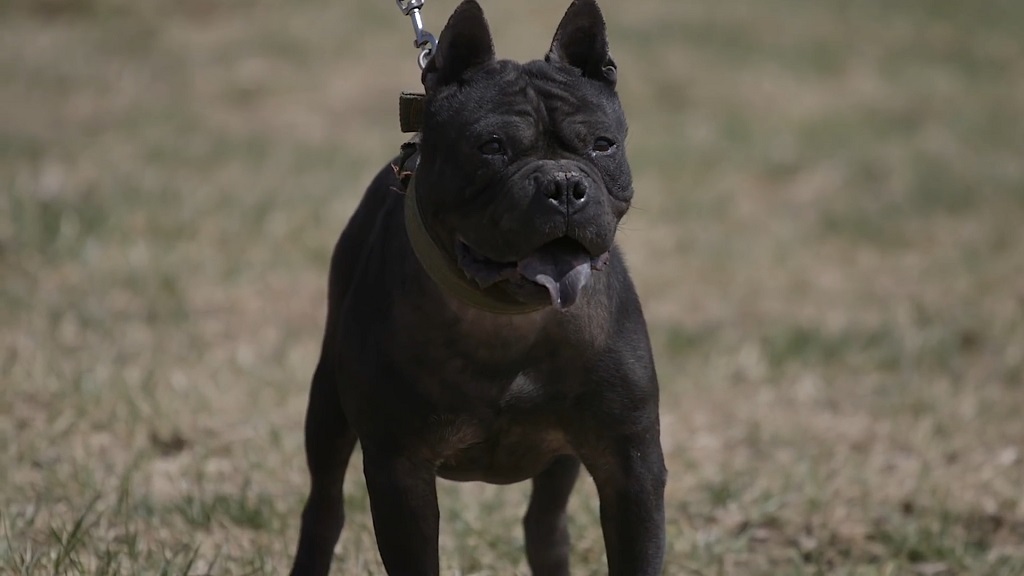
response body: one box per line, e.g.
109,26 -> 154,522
413,0 -> 633,310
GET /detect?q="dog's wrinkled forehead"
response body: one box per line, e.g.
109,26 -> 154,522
424,60 -> 625,137
521,60 -> 626,127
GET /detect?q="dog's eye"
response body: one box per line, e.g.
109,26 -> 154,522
479,137 -> 505,156
592,137 -> 616,154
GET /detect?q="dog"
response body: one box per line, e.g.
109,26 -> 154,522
289,1 -> 666,574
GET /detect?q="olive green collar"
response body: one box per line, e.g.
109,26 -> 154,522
403,174 -> 547,315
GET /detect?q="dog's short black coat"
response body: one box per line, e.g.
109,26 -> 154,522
289,1 -> 666,574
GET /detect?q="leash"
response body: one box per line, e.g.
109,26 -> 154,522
395,0 -> 429,133
395,0 -> 437,70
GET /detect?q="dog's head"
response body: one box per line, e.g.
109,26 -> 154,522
413,0 -> 632,311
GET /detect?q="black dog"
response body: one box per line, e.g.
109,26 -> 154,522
290,1 -> 665,574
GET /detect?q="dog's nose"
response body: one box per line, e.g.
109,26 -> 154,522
539,171 -> 588,211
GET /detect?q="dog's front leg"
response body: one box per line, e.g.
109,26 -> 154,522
587,432 -> 667,576
362,445 -> 440,576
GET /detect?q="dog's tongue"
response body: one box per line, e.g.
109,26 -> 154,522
517,242 -> 593,310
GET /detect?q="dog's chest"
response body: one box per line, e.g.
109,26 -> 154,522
429,373 -> 572,484
499,371 -> 546,406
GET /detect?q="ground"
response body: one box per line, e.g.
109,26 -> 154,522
1,0 -> 1023,574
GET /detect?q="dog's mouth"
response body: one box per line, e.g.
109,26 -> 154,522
456,237 -> 610,310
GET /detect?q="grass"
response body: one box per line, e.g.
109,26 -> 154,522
2,0 -> 1023,574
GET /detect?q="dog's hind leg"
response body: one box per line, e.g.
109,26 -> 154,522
523,454 -> 581,576
290,357 -> 358,576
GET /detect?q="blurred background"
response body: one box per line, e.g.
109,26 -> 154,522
2,0 -> 1022,574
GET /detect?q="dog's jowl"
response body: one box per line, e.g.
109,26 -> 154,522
289,1 -> 666,574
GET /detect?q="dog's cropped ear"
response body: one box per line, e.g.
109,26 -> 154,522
546,0 -> 617,86
422,0 -> 496,90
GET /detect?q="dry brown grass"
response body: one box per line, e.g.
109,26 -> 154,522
2,0 -> 1023,574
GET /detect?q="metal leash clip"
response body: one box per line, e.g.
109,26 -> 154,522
396,0 -> 437,70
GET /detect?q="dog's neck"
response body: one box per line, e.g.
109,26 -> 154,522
403,171 -> 548,315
